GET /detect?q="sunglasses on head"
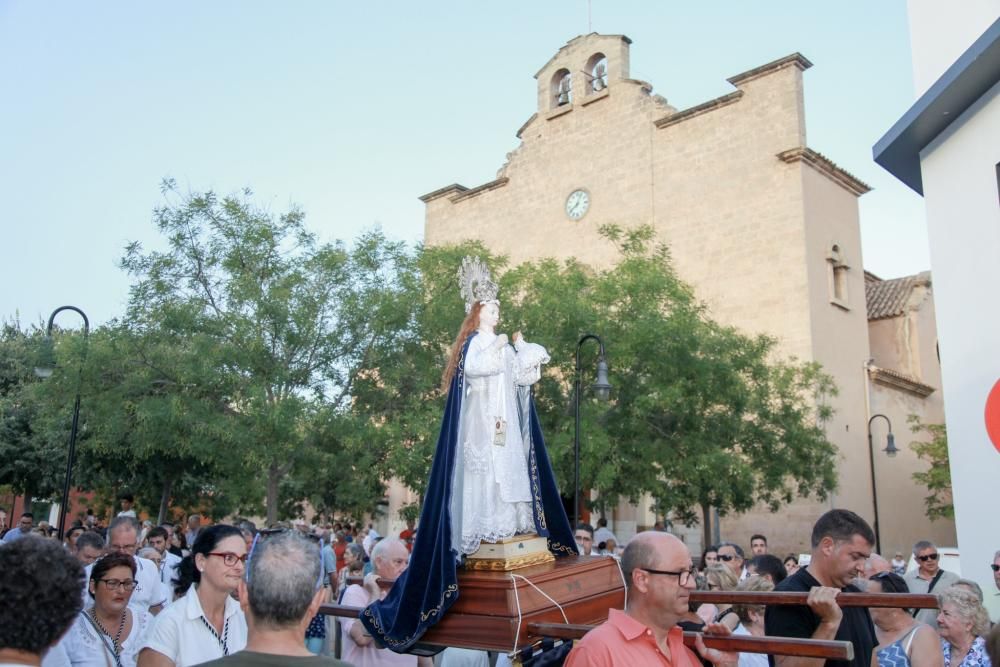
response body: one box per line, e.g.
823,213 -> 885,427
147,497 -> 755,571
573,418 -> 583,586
917,553 -> 939,562
870,571 -> 906,593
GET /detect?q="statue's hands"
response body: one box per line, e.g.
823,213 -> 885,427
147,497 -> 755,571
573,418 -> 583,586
492,333 -> 509,349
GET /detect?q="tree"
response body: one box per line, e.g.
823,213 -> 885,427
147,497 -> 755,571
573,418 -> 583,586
0,320 -> 68,511
66,324 -> 253,524
120,180 -> 413,524
907,415 -> 953,520
503,226 -> 838,548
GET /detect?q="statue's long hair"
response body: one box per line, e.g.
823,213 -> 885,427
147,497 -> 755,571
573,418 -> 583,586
441,301 -> 484,392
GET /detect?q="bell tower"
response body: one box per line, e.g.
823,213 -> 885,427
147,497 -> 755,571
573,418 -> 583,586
533,34 -> 632,112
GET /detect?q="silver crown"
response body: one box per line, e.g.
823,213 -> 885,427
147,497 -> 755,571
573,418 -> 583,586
457,256 -> 499,313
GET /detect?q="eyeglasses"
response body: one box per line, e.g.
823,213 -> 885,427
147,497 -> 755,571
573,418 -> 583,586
111,544 -> 137,553
990,564 -> 999,572
99,578 -> 137,591
917,553 -> 939,562
207,552 -> 248,567
718,554 -> 739,562
640,567 -> 695,586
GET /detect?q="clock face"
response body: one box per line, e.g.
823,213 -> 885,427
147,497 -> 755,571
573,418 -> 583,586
565,189 -> 590,220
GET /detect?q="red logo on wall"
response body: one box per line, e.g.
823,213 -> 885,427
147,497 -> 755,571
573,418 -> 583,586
984,379 -> 1000,454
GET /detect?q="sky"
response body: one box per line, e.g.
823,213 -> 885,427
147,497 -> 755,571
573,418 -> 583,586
0,1 -> 927,328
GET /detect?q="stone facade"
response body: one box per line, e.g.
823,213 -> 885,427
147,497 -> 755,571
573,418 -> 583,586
865,272 -> 956,555
421,33 -> 950,557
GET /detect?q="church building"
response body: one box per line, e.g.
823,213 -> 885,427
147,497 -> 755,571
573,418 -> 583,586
420,34 -> 955,555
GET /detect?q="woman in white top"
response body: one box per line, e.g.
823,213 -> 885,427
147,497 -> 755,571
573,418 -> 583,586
730,575 -> 774,667
137,525 -> 247,667
46,553 -> 151,667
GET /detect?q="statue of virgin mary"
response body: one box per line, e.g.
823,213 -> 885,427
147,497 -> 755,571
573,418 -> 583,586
360,257 -> 577,652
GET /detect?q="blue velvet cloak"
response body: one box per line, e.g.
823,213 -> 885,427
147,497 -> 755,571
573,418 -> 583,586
360,333 -> 578,652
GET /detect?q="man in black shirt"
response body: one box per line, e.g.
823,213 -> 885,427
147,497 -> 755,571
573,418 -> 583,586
764,509 -> 876,667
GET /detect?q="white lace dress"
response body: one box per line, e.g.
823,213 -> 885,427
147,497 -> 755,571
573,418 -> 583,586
43,608 -> 151,667
450,331 -> 550,555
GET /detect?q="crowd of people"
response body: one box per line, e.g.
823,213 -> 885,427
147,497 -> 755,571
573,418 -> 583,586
567,510 -> 1000,667
0,497 -> 410,667
3,502 -> 1000,667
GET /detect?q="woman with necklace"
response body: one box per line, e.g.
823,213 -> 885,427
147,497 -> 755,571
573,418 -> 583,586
46,553 -> 151,667
868,572 -> 942,667
937,587 -> 991,667
138,524 -> 247,667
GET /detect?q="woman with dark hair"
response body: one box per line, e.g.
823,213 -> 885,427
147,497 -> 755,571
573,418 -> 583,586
49,552 -> 151,667
137,525 -> 247,667
868,571 -> 942,667
64,525 -> 85,554
700,545 -> 720,574
783,554 -> 799,576
167,526 -> 185,559
336,542 -> 366,599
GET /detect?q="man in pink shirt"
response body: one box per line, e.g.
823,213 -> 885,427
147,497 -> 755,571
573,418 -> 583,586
341,538 -> 432,667
566,531 -> 737,666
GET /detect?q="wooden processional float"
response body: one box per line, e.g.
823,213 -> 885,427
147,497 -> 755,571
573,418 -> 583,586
320,546 -> 939,661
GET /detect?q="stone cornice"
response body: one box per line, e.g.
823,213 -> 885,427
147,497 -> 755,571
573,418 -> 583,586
419,184 -> 468,203
516,113 -> 538,139
654,90 -> 744,129
727,53 -> 813,87
450,177 -> 509,203
869,365 -> 936,398
776,147 -> 872,196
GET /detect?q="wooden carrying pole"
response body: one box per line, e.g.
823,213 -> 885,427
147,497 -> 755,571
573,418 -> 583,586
343,578 -> 940,610
527,622 -> 853,660
690,590 -> 939,609
319,604 -> 853,659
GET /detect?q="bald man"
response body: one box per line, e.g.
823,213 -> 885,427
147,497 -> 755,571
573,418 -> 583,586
864,553 -> 892,578
565,531 -> 737,666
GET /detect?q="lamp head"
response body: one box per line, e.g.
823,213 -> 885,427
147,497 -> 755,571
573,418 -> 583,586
883,432 -> 898,457
592,358 -> 612,401
34,336 -> 55,379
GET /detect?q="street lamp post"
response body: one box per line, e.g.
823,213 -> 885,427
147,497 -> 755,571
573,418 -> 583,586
34,306 -> 89,541
867,413 -> 898,554
574,334 -> 612,530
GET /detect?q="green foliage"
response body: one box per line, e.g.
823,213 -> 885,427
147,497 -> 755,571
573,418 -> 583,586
907,415 -> 953,520
67,324 -> 252,522
0,320 -> 69,504
502,225 -> 838,526
117,180 -> 409,523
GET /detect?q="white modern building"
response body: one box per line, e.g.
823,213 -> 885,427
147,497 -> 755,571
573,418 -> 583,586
873,2 -> 1000,619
